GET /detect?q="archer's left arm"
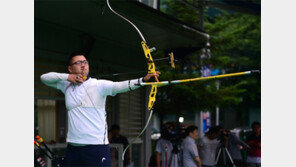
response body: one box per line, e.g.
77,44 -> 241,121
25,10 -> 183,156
111,78 -> 144,95
111,72 -> 160,95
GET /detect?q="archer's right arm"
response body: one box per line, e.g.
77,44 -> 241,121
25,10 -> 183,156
40,72 -> 69,89
41,72 -> 85,89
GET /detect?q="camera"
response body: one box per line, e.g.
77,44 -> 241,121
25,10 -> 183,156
162,122 -> 186,142
217,129 -> 230,147
161,122 -> 186,153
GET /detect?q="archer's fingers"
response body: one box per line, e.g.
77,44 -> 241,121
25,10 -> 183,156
152,72 -> 160,78
75,74 -> 84,83
76,74 -> 83,79
76,78 -> 84,83
155,71 -> 161,75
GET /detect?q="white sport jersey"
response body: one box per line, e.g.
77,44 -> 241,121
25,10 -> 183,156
40,72 -> 143,145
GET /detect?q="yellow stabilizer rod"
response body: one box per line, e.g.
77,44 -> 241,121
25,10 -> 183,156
140,71 -> 258,86
169,52 -> 175,69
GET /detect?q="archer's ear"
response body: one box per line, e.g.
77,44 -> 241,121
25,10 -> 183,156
68,66 -> 72,73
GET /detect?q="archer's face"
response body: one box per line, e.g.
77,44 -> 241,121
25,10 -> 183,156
68,55 -> 89,77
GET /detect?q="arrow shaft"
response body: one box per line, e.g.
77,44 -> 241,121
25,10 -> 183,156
140,71 -> 251,86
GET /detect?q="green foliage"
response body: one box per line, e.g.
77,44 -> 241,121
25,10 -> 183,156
205,13 -> 261,68
160,0 -> 200,27
155,2 -> 261,116
205,13 -> 261,109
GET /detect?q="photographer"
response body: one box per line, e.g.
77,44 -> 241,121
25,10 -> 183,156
246,121 -> 261,167
182,125 -> 201,167
197,126 -> 220,167
217,126 -> 250,167
155,122 -> 175,167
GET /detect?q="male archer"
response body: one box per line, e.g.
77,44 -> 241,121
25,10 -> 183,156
40,51 -> 160,167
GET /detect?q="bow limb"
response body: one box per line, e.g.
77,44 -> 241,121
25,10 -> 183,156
121,108 -> 154,160
106,0 -> 146,42
106,0 -> 159,109
106,0 -> 159,161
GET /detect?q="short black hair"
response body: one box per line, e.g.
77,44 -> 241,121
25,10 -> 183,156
206,126 -> 220,135
186,125 -> 198,136
251,121 -> 261,129
216,125 -> 224,131
111,124 -> 120,131
67,51 -> 86,65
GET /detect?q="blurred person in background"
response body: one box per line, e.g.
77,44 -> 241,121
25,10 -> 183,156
110,124 -> 131,167
197,126 -> 220,167
155,122 -> 175,167
246,121 -> 261,167
217,126 -> 250,166
182,125 -> 201,167
108,130 -> 112,142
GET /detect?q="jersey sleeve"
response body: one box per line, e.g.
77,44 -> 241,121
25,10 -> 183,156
57,81 -> 70,94
97,80 -> 115,96
98,78 -> 144,96
111,78 -> 144,95
40,72 -> 69,93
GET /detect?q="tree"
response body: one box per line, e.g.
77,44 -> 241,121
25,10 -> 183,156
155,1 -> 261,122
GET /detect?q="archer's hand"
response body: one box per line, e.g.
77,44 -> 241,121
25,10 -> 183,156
68,74 -> 84,84
143,71 -> 161,82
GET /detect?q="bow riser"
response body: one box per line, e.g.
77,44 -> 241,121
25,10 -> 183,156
141,41 -> 158,110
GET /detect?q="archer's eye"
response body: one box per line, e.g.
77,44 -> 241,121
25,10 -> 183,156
72,60 -> 88,66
